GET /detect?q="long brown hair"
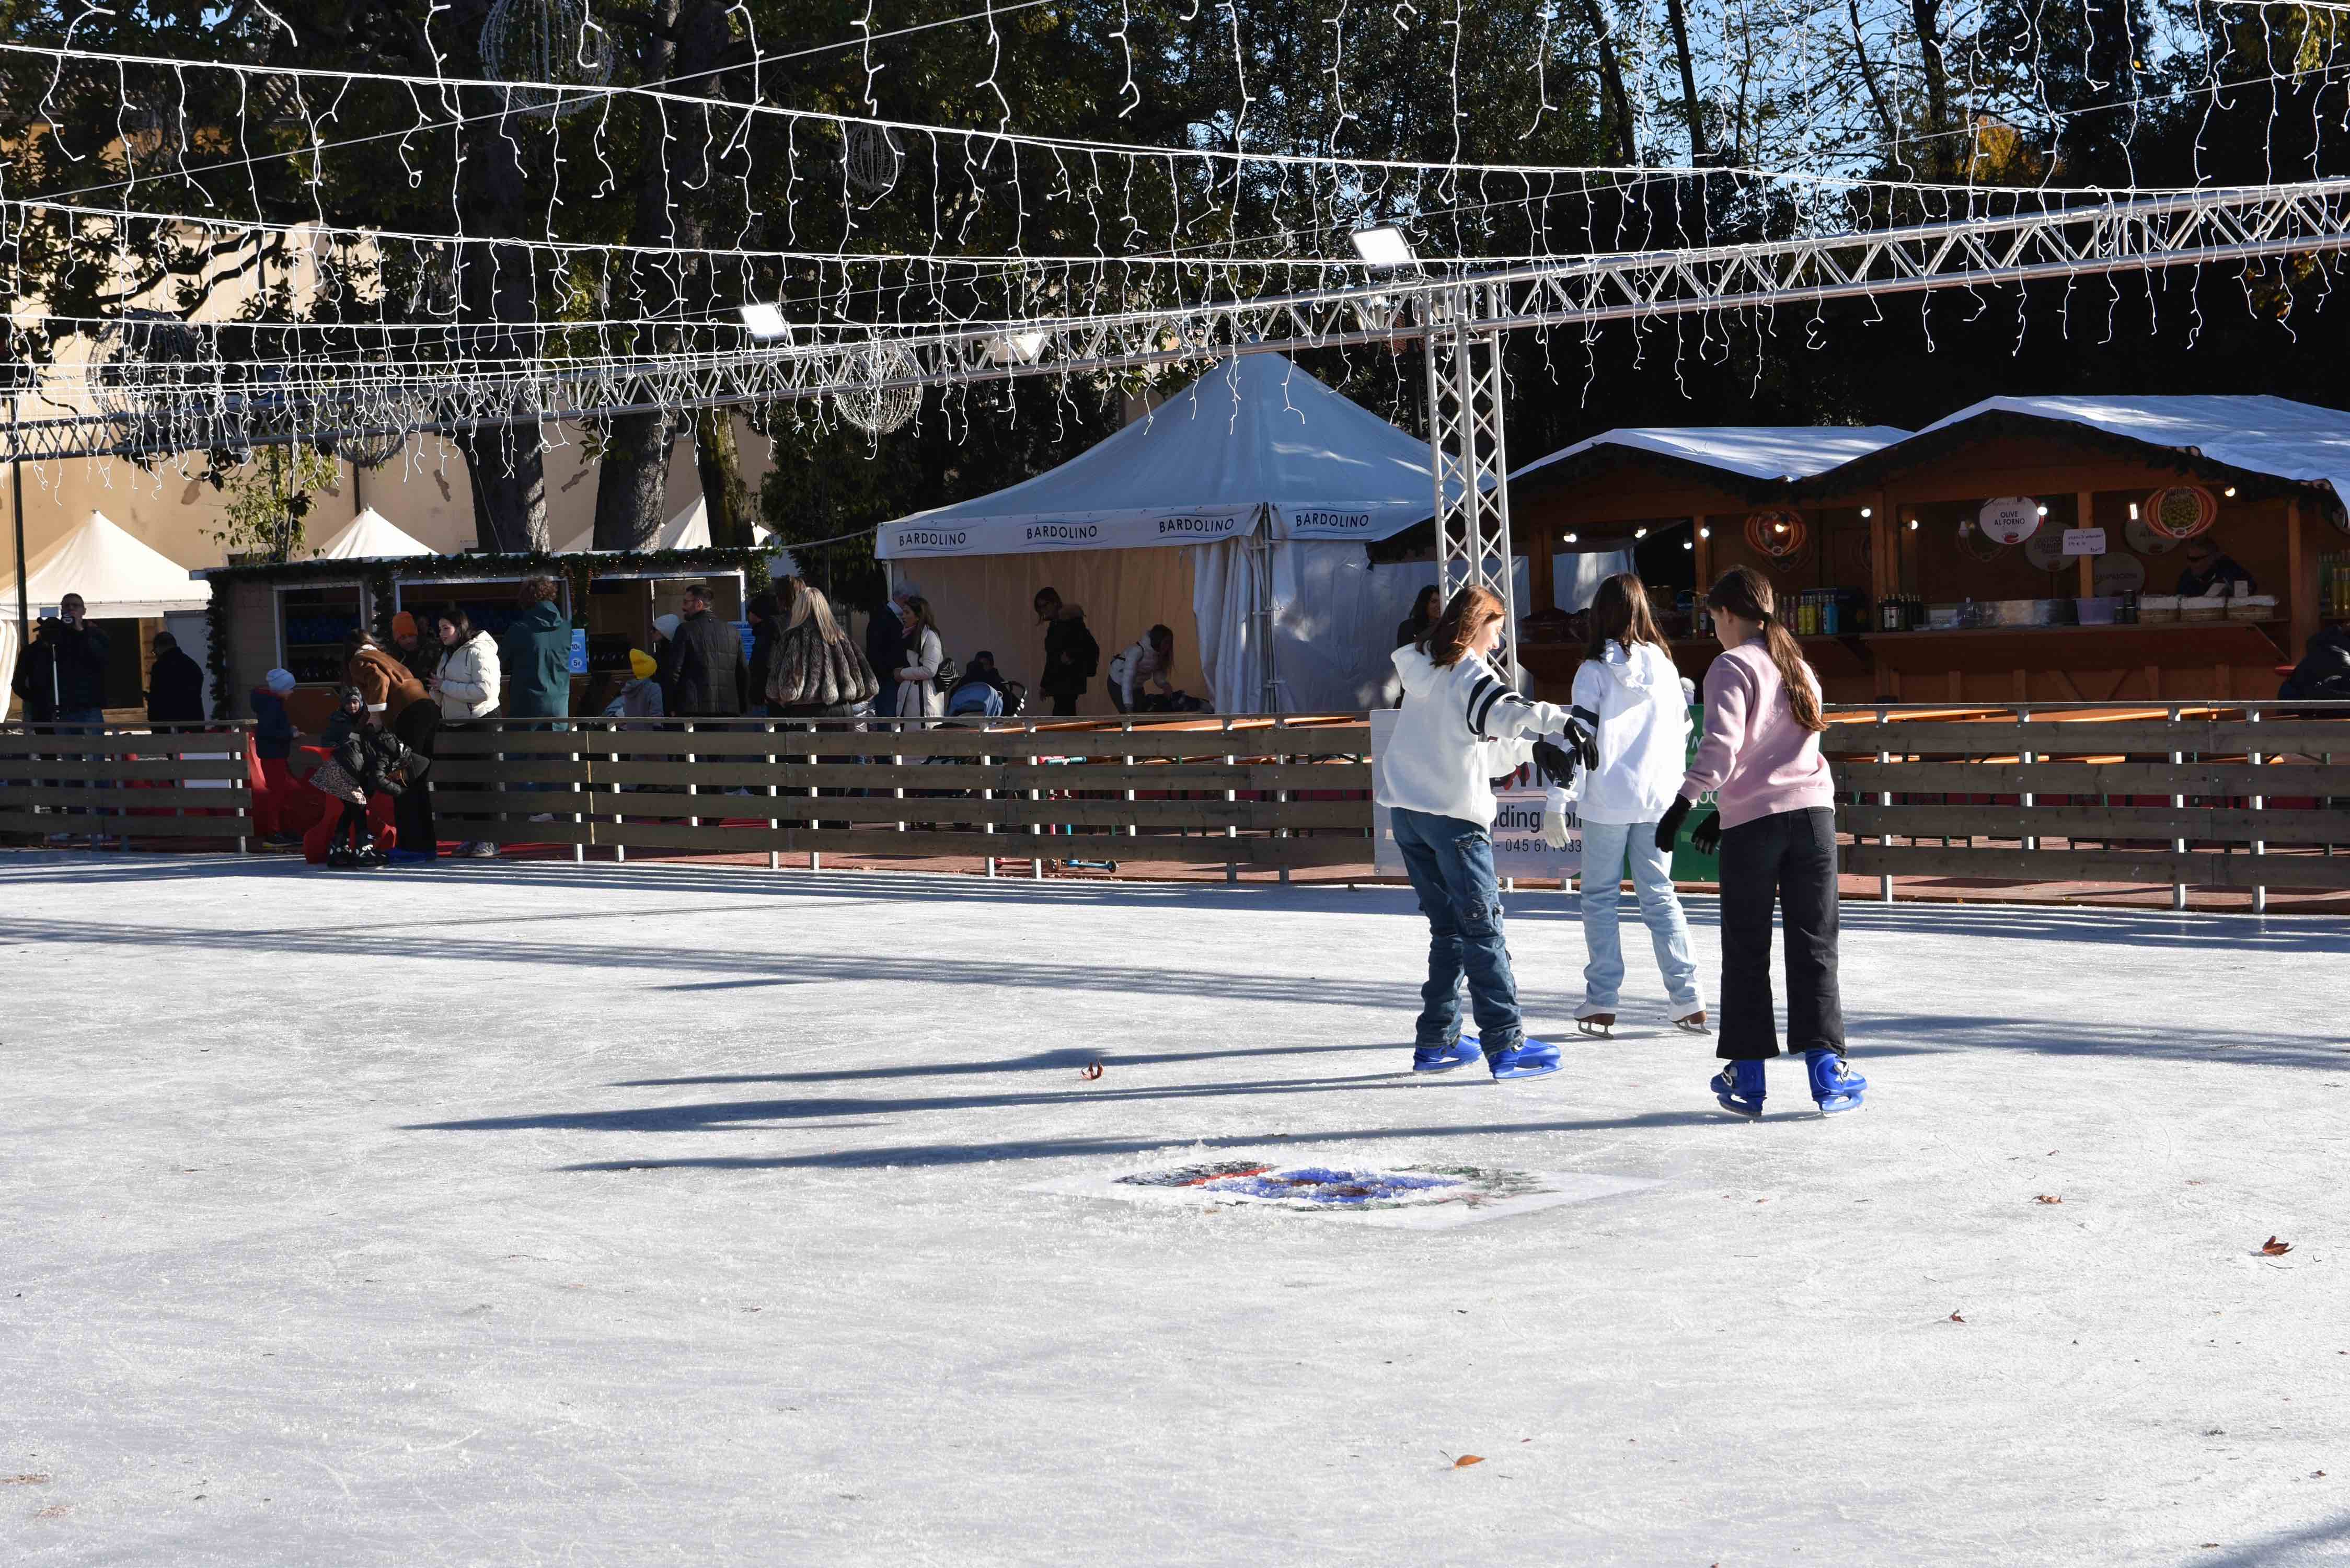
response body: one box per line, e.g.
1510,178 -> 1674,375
1585,572 -> 1671,663
1705,566 -> 1826,732
1417,584 -> 1506,668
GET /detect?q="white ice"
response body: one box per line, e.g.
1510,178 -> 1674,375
4,852 -> 2346,1564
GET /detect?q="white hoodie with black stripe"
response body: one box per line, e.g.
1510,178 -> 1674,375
1375,647 -> 1572,827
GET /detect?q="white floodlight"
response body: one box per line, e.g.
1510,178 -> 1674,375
1860,506 -> 1873,517
739,303 -> 790,341
1633,526 -> 1649,539
988,330 -> 1048,366
1561,532 -> 1579,544
1350,225 -> 1416,269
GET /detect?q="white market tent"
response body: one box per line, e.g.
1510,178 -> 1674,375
310,506 -> 434,561
875,353 -> 1476,713
2,510 -> 212,707
1909,395 -> 2350,502
556,496 -> 711,556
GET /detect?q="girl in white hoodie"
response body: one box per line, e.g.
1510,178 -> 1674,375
1540,574 -> 1706,1036
1374,585 -> 1575,1082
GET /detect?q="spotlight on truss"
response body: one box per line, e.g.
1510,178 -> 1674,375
1350,225 -> 1416,269
987,330 -> 1047,366
739,304 -> 790,341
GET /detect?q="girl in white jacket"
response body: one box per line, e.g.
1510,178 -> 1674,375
893,595 -> 946,719
429,610 -> 502,721
1373,585 -> 1575,1082
1540,574 -> 1705,1036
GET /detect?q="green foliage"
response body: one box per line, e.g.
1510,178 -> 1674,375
208,446 -> 341,562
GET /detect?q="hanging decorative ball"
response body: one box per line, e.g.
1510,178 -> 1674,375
87,310 -> 215,443
844,124 -> 903,195
1744,508 -> 1808,560
479,0 -> 616,119
333,389 -> 423,470
832,342 -> 921,435
2142,484 -> 2218,541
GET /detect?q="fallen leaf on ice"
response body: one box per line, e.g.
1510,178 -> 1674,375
33,1505 -> 70,1519
2034,1195 -> 2063,1204
1949,1311 -> 1966,1323
1080,1062 -> 1104,1081
1453,1455 -> 1484,1468
2260,1237 -> 2293,1256
2,1474 -> 49,1485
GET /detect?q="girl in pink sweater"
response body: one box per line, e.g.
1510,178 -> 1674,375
1655,567 -> 1865,1117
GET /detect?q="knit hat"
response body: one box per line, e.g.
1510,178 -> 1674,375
265,668 -> 296,695
629,648 -> 657,680
391,610 -> 418,639
653,613 -> 681,640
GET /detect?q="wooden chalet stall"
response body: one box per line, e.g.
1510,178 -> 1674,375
1802,396 -> 2350,704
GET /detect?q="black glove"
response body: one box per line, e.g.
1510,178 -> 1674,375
1655,796 -> 1692,854
1690,809 -> 1722,856
1562,715 -> 1599,774
1530,739 -> 1579,791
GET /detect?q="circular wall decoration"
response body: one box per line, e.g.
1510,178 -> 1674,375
2143,484 -> 2217,541
2092,551 -> 2148,595
2323,496 -> 2350,536
2123,514 -> 2184,556
1956,518 -> 2009,562
1977,496 -> 2043,545
2023,528 -> 2073,574
1744,508 -> 1808,560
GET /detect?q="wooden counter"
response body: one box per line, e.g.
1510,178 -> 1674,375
1861,620 -> 2288,703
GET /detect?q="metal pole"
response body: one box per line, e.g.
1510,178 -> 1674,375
2169,704 -> 2188,913
9,393 -> 26,635
2248,706 -> 2265,915
1425,286 -> 1519,684
1876,703 -> 1893,903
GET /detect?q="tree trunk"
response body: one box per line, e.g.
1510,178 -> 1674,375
1665,0 -> 1708,163
1576,0 -> 1640,165
593,411 -> 676,549
694,407 -> 754,548
1909,0 -> 1954,179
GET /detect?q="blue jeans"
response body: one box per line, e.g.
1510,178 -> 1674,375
1579,817 -> 1702,1014
1389,806 -> 1523,1053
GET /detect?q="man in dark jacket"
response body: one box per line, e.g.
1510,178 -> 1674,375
11,616 -> 60,724
145,631 -> 208,723
497,576 -> 574,719
47,593 -> 111,722
865,587 -> 907,714
1034,586 -> 1099,717
2280,625 -> 2350,701
659,583 -> 750,716
745,591 -> 779,716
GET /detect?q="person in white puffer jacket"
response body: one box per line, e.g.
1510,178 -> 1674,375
1539,573 -> 1706,1036
1374,585 -> 1576,1082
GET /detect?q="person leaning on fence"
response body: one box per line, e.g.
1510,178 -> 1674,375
1540,573 -> 1707,1038
1374,584 -> 1576,1083
1107,625 -> 1176,714
145,632 -> 207,725
1656,565 -> 1864,1120
429,606 -> 502,858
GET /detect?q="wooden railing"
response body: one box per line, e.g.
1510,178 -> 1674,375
428,713 -> 1373,874
0,722 -> 255,846
1821,701 -> 2350,908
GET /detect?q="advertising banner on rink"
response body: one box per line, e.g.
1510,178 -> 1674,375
1369,709 -> 1583,882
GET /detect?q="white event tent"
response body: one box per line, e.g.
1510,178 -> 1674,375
2,510 -> 212,709
310,506 -> 434,562
556,497 -> 712,556
876,353 -> 1495,713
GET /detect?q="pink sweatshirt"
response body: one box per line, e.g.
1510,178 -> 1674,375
1679,641 -> 1837,829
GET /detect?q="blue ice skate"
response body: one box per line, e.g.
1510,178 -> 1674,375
1467,1035 -> 1560,1081
1710,1058 -> 1767,1119
1412,1035 -> 1482,1074
1805,1050 -> 1867,1114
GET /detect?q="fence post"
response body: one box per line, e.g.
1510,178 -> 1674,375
1275,716 -> 1291,887
1875,704 -> 1893,903
982,731 -> 996,879
235,728 -> 249,856
2019,708 -> 2037,854
1223,713 -> 1238,885
570,725 -> 584,864
2247,706 -> 2265,914
2169,704 -> 2188,912
1029,717 -> 1043,880
767,719 -> 781,872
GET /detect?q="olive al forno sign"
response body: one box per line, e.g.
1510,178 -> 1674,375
1369,709 -> 1582,880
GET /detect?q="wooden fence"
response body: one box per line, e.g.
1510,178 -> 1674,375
1822,700 -> 2350,908
0,722 -> 255,846
428,714 -> 1373,875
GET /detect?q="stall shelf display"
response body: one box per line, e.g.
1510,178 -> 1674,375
275,585 -> 366,686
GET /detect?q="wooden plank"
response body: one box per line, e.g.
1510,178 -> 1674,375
584,819 -> 1371,866
0,810 -> 252,838
1841,803 -> 2350,846
432,789 -> 1369,832
0,786 -> 251,810
0,732 -> 247,756
425,760 -> 593,785
0,758 -> 249,781
465,818 -> 597,847
1839,760 -> 2350,795
1840,841 -> 2350,890
433,724 -> 1372,760
538,759 -> 1370,793
1824,720 -> 2350,755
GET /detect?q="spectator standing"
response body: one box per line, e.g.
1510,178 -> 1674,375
344,627 -> 427,727
1107,624 -> 1176,713
46,593 -> 113,846
865,586 -> 908,714
1395,584 -> 1441,651
144,632 -> 207,724
745,591 -> 779,717
390,612 -> 438,684
660,582 -> 751,717
10,615 -> 59,724
248,667 -> 302,847
1033,587 -> 1098,716
766,579 -> 879,718
894,594 -> 946,719
430,606 -> 502,858
498,575 -> 574,719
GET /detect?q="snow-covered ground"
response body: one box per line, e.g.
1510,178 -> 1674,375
4,850 -> 2346,1566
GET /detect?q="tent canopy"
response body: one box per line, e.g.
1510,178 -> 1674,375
1514,425 -> 1913,488
1900,394 -> 2350,503
557,497 -> 710,555
1,509 -> 211,620
310,506 -> 434,561
877,353 -> 1453,560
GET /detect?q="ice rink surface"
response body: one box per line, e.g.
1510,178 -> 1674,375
4,851 -> 2346,1566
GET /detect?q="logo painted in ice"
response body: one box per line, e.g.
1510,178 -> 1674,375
1113,1160 -> 1548,1212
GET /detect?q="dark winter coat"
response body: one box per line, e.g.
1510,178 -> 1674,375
10,630 -> 59,723
498,599 -> 574,719
325,709 -> 429,798
1040,607 -> 1099,700
865,603 -> 906,696
748,617 -> 780,711
767,619 -> 880,710
660,609 -> 750,717
2280,627 -> 2350,701
45,620 -> 111,712
249,687 -> 294,759
145,647 -> 207,723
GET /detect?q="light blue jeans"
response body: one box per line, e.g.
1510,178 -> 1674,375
1579,817 -> 1702,1016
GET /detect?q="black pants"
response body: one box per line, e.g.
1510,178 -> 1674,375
392,702 -> 440,856
1716,807 -> 1843,1062
335,800 -> 368,849
1047,692 -> 1078,717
